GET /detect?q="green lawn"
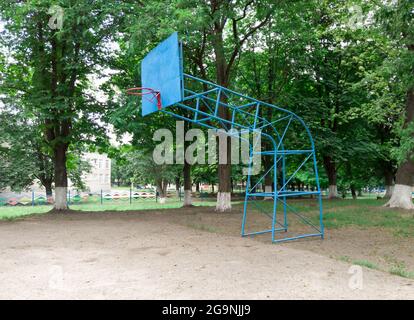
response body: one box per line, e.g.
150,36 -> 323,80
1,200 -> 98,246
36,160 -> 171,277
0,206 -> 51,220
1,198 -> 413,238
312,198 -> 414,238
245,197 -> 414,238
0,199 -> 221,220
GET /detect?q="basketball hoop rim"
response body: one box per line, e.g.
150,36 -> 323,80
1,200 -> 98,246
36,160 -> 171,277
126,87 -> 160,96
126,87 -> 162,110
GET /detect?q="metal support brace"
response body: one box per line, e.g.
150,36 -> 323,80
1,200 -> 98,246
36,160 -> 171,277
159,72 -> 324,243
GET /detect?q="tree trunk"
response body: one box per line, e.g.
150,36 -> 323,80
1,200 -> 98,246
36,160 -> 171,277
263,48 -> 277,200
183,120 -> 192,206
385,42 -> 414,209
385,161 -> 414,209
44,180 -> 53,200
156,179 -> 168,204
263,155 -> 273,199
385,182 -> 413,209
53,144 -> 68,210
383,164 -> 395,199
323,155 -> 338,199
36,149 -> 54,200
216,134 -> 232,210
38,175 -> 53,198
212,25 -> 232,212
385,88 -> 414,209
351,185 -> 357,200
175,176 -> 180,198
183,160 -> 192,206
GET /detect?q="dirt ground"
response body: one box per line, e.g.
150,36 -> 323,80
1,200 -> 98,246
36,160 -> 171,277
167,205 -> 414,273
0,207 -> 413,299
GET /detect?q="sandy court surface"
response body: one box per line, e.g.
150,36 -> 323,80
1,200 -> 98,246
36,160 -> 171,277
0,210 -> 413,299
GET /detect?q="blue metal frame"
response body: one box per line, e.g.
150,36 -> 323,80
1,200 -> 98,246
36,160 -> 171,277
140,34 -> 324,243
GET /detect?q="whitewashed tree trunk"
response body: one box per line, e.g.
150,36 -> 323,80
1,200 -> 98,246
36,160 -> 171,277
383,185 -> 394,199
53,144 -> 68,211
216,192 -> 231,212
159,197 -> 166,204
183,190 -> 192,206
54,187 -> 68,210
156,182 -> 167,204
328,185 -> 338,199
384,184 -> 414,210
385,70 -> 414,208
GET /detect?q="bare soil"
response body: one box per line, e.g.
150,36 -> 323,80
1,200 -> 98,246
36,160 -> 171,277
0,206 -> 413,299
167,205 -> 414,273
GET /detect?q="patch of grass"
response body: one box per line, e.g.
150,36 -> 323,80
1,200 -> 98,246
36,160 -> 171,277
337,254 -> 414,279
338,255 -> 379,270
2,198 -> 414,239
352,259 -> 379,270
389,262 -> 414,279
0,199 -> 243,220
251,197 -> 414,237
69,200 -> 203,212
389,267 -> 414,279
321,201 -> 414,238
237,198 -> 414,238
338,255 -> 351,263
393,228 -> 414,238
0,206 -> 51,220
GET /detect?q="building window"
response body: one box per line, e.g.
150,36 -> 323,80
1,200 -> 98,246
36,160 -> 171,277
105,160 -> 109,169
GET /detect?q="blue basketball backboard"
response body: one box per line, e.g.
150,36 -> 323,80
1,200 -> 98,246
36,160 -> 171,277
141,32 -> 183,116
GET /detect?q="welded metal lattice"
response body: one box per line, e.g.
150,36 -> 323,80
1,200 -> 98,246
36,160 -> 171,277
137,33 -> 324,243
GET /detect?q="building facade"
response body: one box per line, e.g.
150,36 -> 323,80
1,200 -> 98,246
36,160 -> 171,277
80,153 -> 111,192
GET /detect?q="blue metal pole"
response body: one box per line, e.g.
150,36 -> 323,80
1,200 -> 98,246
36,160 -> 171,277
272,233 -> 323,243
271,147 -> 278,242
241,132 -> 253,237
312,151 -> 324,239
282,149 -> 287,231
244,228 -> 287,236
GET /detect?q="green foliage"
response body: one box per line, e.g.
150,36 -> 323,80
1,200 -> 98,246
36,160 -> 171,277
1,0 -> 412,197
0,0 -> 138,201
0,104 -> 92,192
0,109 -> 52,191
66,149 -> 92,191
392,122 -> 414,163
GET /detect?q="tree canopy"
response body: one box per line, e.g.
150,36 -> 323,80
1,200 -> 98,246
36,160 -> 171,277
0,0 -> 413,209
